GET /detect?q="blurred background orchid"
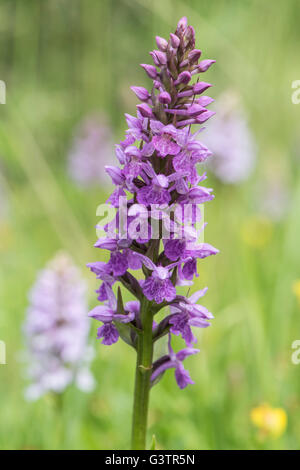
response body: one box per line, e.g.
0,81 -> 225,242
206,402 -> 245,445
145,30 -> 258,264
201,90 -> 256,184
67,114 -> 114,188
23,252 -> 95,401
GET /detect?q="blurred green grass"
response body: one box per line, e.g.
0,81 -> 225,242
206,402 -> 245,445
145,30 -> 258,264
1,0 -> 300,450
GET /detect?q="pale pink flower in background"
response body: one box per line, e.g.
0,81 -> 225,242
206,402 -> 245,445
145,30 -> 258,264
201,91 -> 257,184
23,252 -> 95,401
257,160 -> 290,222
67,114 -> 114,187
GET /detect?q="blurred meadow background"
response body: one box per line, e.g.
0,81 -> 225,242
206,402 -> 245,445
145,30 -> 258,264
1,0 -> 300,450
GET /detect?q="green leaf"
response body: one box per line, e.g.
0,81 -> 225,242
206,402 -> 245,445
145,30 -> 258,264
114,322 -> 134,348
150,434 -> 156,450
117,286 -> 125,314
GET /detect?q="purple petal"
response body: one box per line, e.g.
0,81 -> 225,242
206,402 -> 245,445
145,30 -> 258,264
174,363 -> 195,389
97,323 -> 119,345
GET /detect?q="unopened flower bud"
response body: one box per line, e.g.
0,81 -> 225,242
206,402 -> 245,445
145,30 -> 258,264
131,86 -> 150,101
193,82 -> 212,95
175,71 -> 191,85
140,63 -> 157,79
176,16 -> 188,35
170,33 -> 180,49
150,50 -> 167,66
156,36 -> 168,52
196,96 -> 214,107
197,59 -> 216,72
185,26 -> 195,48
158,91 -> 171,104
137,103 -> 154,118
196,110 -> 215,123
188,104 -> 207,117
188,49 -> 202,63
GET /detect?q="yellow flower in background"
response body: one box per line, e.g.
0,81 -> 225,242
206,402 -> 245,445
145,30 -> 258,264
250,404 -> 287,438
292,280 -> 300,305
241,216 -> 273,249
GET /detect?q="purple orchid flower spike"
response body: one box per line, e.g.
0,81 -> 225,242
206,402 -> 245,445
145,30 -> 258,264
87,17 -> 218,450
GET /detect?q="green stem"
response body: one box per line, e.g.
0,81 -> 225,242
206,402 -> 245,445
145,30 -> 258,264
131,298 -> 153,450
